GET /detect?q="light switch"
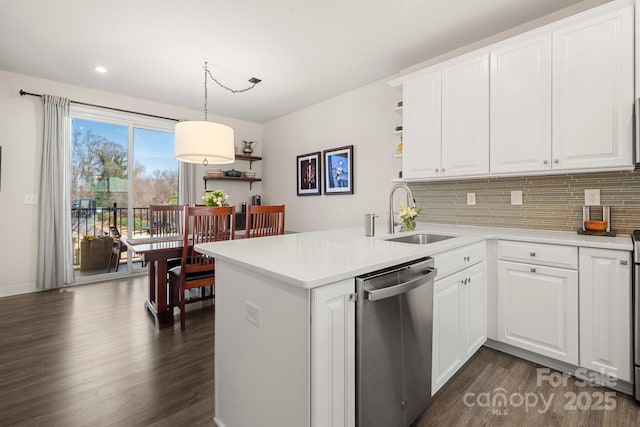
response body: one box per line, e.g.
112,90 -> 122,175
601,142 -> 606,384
467,193 -> 476,206
584,189 -> 600,206
511,190 -> 523,205
24,194 -> 38,205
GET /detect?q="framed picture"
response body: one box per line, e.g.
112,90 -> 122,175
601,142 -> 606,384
323,145 -> 353,195
296,151 -> 321,196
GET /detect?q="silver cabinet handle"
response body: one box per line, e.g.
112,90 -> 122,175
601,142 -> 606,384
530,252 -> 536,257
543,160 -> 549,165
530,267 -> 536,273
620,259 -> 628,265
463,256 -> 470,262
441,168 -> 445,172
435,168 -> 439,172
554,159 -> 559,164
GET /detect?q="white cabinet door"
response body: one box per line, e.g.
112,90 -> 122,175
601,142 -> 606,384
432,271 -> 463,394
463,262 -> 487,359
497,260 -> 578,364
490,34 -> 552,174
579,248 -> 632,382
441,54 -> 489,177
432,261 -> 487,395
402,72 -> 442,179
552,6 -> 634,170
312,280 -> 355,427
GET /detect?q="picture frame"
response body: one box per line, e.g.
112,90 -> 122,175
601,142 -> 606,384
323,145 -> 353,195
296,151 -> 321,196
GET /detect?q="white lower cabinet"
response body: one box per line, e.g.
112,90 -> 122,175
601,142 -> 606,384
432,261 -> 486,394
311,280 -> 355,427
497,260 -> 579,364
578,248 -> 632,382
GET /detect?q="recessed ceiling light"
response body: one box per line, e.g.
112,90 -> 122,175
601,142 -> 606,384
95,65 -> 107,73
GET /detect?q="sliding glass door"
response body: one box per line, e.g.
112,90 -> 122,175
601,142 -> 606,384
70,106 -> 177,280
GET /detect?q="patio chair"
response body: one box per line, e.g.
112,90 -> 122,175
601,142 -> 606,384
107,226 -> 128,272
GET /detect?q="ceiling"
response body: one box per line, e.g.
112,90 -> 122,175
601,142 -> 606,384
0,0 -> 590,123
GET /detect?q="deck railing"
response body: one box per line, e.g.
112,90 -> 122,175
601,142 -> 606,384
71,204 -> 151,266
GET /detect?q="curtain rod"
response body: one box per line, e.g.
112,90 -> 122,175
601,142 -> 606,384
19,90 -> 180,122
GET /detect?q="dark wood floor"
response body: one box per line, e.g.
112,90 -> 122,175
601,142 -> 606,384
0,276 -> 216,426
417,348 -> 640,427
1,277 -> 639,426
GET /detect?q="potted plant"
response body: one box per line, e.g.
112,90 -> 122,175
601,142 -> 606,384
399,204 -> 422,232
202,189 -> 229,207
80,234 -> 114,271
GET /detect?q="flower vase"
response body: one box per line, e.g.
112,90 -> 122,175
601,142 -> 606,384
403,218 -> 416,231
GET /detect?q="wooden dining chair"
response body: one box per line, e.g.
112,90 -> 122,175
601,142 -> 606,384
245,205 -> 285,238
149,204 -> 186,236
148,204 -> 186,292
169,205 -> 236,330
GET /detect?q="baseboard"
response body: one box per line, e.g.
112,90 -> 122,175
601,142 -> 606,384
484,339 -> 633,396
0,282 -> 39,297
0,269 -> 148,299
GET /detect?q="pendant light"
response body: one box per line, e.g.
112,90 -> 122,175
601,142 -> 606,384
175,62 -> 261,165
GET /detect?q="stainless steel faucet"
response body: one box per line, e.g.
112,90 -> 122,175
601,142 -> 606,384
388,183 -> 416,234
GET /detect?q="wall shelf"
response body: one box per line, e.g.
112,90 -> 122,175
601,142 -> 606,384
204,176 -> 262,191
234,154 -> 262,169
203,154 -> 263,190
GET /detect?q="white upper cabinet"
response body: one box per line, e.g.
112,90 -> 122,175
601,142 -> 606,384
400,52 -> 489,179
402,71 -> 441,179
441,54 -> 490,177
490,34 -> 552,174
552,6 -> 634,170
389,0 -> 634,181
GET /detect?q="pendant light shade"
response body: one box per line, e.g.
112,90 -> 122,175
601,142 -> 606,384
175,61 -> 260,165
175,120 -> 235,164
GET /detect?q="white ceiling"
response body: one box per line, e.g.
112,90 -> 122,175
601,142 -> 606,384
0,0 -> 589,123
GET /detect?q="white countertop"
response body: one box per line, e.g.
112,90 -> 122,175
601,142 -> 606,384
195,223 -> 633,289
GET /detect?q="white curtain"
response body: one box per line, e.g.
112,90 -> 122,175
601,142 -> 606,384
178,162 -> 197,205
36,95 -> 74,289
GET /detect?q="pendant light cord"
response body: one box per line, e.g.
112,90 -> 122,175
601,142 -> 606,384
202,61 -> 261,121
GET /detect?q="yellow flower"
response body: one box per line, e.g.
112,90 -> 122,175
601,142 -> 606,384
202,189 -> 229,207
399,203 -> 422,220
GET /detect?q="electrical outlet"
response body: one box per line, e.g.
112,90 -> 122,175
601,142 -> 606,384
245,301 -> 261,328
511,190 -> 523,206
584,189 -> 600,206
467,193 -> 476,206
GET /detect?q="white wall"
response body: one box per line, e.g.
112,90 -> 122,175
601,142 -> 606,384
0,70 -> 261,294
262,80 -> 401,232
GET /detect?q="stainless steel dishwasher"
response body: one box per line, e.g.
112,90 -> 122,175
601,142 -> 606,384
356,257 -> 437,427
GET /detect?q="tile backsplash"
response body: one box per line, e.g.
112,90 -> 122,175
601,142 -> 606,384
409,170 -> 640,236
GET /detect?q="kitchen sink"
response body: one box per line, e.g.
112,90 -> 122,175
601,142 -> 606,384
385,233 -> 456,245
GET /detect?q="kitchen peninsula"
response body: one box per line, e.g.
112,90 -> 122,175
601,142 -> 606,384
195,224 -> 633,427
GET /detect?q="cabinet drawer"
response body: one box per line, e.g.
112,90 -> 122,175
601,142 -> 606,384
434,241 -> 486,279
497,240 -> 577,269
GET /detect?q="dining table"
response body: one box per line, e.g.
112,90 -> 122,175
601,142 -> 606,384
123,235 -> 187,329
